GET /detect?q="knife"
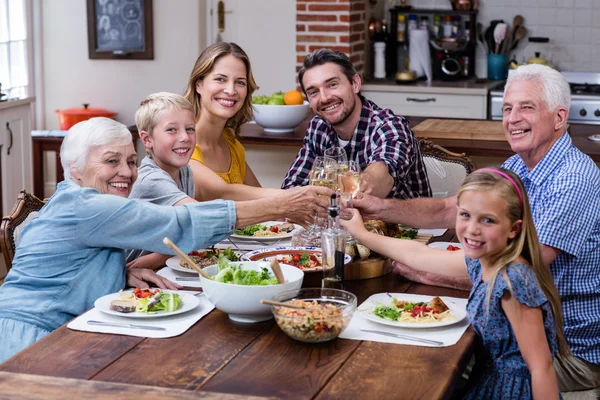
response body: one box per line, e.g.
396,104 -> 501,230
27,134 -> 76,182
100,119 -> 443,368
175,277 -> 199,281
360,329 -> 444,346
87,320 -> 166,331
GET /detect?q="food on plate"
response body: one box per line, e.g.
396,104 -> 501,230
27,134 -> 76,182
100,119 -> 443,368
114,288 -> 182,314
212,258 -> 279,286
276,252 -> 322,270
109,300 -> 136,313
235,222 -> 295,237
446,244 -> 461,251
274,300 -> 345,342
394,227 -> 419,240
364,219 -> 387,235
356,244 -> 371,260
180,247 -> 239,270
373,296 -> 456,324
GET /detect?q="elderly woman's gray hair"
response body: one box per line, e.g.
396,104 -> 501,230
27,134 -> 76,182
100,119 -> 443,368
504,64 -> 571,113
60,117 -> 133,180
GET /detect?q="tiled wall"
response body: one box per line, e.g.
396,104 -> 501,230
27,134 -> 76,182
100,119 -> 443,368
392,0 -> 600,75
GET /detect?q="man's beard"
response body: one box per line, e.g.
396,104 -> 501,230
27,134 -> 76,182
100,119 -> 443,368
319,98 -> 356,126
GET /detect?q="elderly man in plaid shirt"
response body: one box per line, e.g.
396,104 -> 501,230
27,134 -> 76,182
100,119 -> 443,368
353,64 -> 600,398
281,49 -> 431,199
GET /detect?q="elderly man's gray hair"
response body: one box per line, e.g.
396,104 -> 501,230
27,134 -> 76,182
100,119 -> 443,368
60,117 -> 132,180
504,64 -> 571,112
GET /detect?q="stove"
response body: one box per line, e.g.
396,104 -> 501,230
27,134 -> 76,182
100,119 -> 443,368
489,71 -> 600,125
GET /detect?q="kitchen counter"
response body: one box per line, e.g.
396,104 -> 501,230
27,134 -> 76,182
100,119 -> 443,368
0,96 -> 35,111
361,78 -> 501,95
240,118 -> 600,162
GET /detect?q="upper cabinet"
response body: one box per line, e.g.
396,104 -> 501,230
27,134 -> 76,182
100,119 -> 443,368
0,98 -> 34,216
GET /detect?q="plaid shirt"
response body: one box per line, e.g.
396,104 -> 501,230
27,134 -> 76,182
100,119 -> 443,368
503,133 -> 600,365
281,96 -> 431,199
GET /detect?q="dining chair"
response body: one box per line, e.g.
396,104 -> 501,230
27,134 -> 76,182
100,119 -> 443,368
419,138 -> 476,199
0,190 -> 47,276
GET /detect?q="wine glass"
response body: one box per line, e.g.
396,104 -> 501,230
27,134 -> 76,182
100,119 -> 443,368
337,161 -> 360,220
292,157 -> 337,246
324,147 -> 348,165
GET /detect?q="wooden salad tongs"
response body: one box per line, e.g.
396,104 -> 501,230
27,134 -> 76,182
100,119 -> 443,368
163,237 -> 211,280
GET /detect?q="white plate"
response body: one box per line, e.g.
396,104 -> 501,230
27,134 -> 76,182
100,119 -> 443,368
360,293 -> 467,329
230,221 -> 299,241
165,249 -> 243,275
241,246 -> 352,265
94,290 -> 200,319
427,242 -> 462,250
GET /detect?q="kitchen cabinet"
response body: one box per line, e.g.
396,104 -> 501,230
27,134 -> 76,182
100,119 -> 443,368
0,98 -> 34,216
361,80 -> 496,119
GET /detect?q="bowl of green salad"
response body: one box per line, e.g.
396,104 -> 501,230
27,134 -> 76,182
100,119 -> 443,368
200,258 -> 304,323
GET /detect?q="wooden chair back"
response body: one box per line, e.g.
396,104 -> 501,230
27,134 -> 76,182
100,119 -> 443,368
419,138 -> 476,198
0,190 -> 47,273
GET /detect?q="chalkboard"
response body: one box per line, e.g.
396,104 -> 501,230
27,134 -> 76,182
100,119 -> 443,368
87,0 -> 154,60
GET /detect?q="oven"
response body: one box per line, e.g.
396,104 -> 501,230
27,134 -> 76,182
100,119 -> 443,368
489,71 -> 600,125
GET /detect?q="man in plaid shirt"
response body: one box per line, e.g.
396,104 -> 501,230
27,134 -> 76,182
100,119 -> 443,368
281,49 -> 431,199
350,65 -> 600,397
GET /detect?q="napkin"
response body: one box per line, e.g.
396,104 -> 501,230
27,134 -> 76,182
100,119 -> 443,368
339,293 -> 470,347
409,29 -> 433,81
67,291 -> 214,338
158,265 -> 202,288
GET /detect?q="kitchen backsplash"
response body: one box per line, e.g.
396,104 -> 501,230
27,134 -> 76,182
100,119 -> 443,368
394,0 -> 600,75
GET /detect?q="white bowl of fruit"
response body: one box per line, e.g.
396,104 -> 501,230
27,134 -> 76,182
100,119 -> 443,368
252,90 -> 310,134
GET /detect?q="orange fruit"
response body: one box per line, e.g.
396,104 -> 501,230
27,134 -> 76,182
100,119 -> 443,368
284,90 -> 304,105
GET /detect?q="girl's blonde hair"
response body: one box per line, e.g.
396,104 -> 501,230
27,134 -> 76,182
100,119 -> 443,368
135,92 -> 194,158
457,168 -> 569,357
183,42 -> 258,138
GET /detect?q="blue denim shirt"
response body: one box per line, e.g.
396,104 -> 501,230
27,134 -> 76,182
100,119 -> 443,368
0,180 -> 236,334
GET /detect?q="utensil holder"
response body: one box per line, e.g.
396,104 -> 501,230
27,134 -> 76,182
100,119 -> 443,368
487,54 -> 507,81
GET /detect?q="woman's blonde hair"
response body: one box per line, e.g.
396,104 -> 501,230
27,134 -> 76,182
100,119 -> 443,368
135,92 -> 194,158
183,42 -> 258,138
457,168 -> 569,357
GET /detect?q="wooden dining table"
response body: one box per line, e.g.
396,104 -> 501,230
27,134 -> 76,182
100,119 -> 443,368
0,233 -> 475,399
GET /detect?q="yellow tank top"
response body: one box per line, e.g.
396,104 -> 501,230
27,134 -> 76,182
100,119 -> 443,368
190,128 -> 246,184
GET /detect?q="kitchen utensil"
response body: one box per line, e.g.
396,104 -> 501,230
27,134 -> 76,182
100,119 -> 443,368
510,25 -> 527,51
55,104 -> 117,130
269,259 -> 286,284
493,23 -> 507,54
485,20 -> 503,54
87,320 -> 166,331
175,277 -> 199,282
525,36 -> 551,65
360,329 -> 444,346
162,237 -> 211,279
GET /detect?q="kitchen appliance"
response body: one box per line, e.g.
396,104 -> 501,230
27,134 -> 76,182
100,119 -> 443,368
430,44 -> 469,81
524,37 -> 553,66
489,71 -> 600,125
55,104 -> 117,130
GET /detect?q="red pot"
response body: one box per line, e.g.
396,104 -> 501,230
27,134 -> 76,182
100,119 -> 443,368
55,104 -> 117,130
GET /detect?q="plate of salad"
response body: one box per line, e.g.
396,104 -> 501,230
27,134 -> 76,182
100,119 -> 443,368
94,288 -> 199,318
230,221 -> 298,241
166,247 -> 241,274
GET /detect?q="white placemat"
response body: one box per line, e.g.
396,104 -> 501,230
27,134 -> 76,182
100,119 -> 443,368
418,228 -> 448,237
158,265 -> 203,288
67,291 -> 214,338
339,294 -> 470,347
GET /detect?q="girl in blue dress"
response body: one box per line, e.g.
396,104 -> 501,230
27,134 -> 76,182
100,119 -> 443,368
341,168 -> 569,399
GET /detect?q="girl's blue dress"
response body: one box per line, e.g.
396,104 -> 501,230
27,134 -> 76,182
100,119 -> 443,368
463,258 -> 560,399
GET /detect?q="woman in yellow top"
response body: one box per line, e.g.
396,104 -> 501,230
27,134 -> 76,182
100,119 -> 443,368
184,42 -> 262,200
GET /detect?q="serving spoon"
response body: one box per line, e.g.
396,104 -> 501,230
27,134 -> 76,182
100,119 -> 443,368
163,237 -> 211,280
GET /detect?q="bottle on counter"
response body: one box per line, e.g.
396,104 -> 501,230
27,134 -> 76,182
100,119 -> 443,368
419,16 -> 429,32
433,15 -> 443,39
451,16 -> 461,38
321,194 -> 348,290
408,14 -> 417,31
463,20 -> 472,77
443,15 -> 452,39
397,14 -> 406,43
373,42 -> 386,79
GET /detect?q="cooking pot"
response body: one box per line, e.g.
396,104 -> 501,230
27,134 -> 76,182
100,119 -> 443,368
55,104 -> 117,130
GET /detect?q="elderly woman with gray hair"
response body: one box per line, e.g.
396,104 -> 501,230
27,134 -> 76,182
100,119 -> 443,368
0,117 -> 331,362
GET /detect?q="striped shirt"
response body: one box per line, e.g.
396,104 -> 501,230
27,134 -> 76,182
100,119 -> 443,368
503,133 -> 600,365
281,96 -> 431,199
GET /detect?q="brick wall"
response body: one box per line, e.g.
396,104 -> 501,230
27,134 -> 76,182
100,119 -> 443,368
296,0 -> 367,81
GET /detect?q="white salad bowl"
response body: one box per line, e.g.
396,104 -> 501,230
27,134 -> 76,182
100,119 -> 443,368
253,101 -> 310,134
200,261 -> 304,323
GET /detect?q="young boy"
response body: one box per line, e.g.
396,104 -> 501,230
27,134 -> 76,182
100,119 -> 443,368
126,92 -> 197,269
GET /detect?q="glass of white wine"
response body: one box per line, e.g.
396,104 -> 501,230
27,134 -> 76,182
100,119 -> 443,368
292,156 -> 338,246
337,160 -> 360,220
324,147 -> 348,165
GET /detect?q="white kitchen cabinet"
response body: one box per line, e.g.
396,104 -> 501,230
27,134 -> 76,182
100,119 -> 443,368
0,98 -> 34,217
362,90 -> 487,119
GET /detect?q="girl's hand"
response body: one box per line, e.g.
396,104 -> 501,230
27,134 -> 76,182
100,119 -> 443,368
340,209 -> 367,237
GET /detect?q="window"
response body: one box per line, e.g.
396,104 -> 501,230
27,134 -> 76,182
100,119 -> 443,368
0,0 -> 31,99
